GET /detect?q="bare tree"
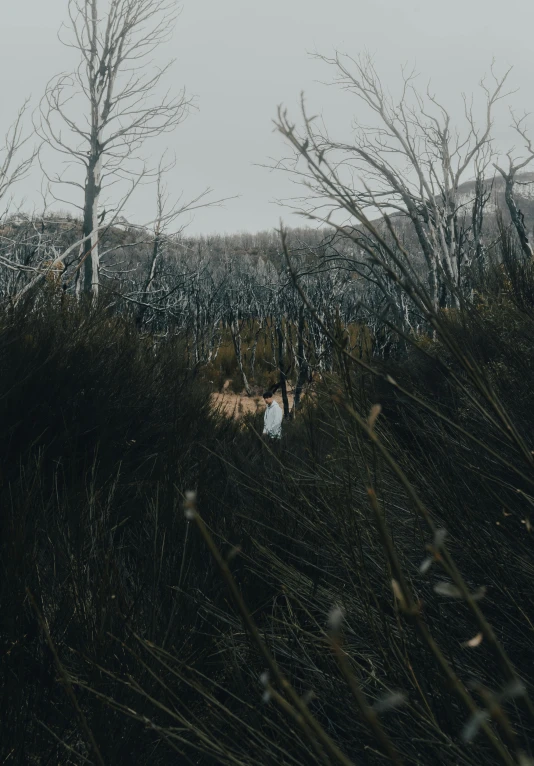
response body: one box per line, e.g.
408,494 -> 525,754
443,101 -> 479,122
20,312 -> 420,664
292,303 -> 309,411
274,55 -> 512,310
0,104 -> 39,294
0,101 -> 36,211
99,153 -> 232,328
494,113 -> 534,259
37,0 -> 190,298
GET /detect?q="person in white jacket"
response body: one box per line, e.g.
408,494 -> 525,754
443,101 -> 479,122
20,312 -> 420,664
262,391 -> 283,439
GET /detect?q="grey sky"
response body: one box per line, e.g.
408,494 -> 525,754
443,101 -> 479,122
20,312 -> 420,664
3,0 -> 534,235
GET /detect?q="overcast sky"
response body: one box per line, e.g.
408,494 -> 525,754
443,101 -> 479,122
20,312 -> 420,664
2,0 -> 534,235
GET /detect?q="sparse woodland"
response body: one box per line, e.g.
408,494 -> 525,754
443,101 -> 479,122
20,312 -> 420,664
2,2 -> 534,765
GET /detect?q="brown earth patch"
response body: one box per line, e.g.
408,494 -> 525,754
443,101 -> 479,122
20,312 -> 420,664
210,381 -> 295,419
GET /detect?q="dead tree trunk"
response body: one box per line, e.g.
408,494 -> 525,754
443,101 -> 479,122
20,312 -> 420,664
293,304 -> 309,412
230,318 -> 252,396
248,319 -> 263,380
277,322 -> 290,418
38,0 -> 189,300
80,151 -> 102,296
136,233 -> 162,328
495,166 -> 533,259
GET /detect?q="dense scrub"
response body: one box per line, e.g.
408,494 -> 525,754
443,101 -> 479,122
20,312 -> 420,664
0,294 -> 221,762
1,262 -> 534,765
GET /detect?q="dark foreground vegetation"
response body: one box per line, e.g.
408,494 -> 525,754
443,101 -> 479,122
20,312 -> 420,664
2,11 -> 534,761
1,248 -> 534,766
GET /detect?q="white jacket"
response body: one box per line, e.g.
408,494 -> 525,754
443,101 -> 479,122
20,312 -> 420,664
263,400 -> 283,438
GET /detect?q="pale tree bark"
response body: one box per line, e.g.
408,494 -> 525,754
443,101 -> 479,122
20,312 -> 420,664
248,319 -> 263,380
274,55 -> 511,311
125,155 -> 228,328
276,323 -> 290,418
0,101 -> 36,209
293,303 -> 309,412
496,168 -> 533,259
135,159 -> 168,327
0,103 -> 37,293
12,227 -> 106,305
494,114 -> 534,259
81,153 -> 102,295
37,0 -> 190,299
230,316 -> 253,396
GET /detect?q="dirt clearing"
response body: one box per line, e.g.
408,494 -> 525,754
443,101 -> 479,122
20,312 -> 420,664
210,381 -> 294,419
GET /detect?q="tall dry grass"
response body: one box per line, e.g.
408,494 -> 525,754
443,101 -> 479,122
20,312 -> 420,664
1,253 -> 534,764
